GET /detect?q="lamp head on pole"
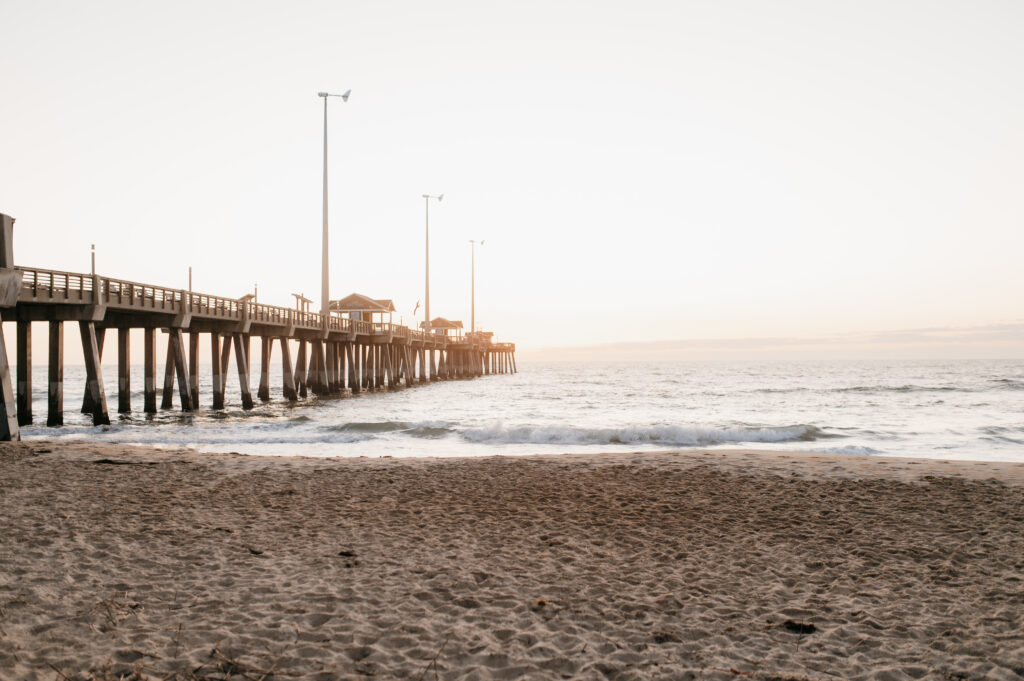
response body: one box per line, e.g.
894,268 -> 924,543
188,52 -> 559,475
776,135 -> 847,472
319,90 -> 351,101
422,193 -> 444,202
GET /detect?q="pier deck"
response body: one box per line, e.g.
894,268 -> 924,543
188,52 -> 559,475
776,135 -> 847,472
0,260 -> 516,440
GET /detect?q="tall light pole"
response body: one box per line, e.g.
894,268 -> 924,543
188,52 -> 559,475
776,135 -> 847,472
469,239 -> 484,333
319,89 -> 351,326
422,193 -> 443,332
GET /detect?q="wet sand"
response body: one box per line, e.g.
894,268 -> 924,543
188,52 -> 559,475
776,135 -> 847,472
1,441 -> 1023,680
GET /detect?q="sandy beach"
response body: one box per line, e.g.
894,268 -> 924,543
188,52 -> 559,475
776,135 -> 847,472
1,443 -> 1022,681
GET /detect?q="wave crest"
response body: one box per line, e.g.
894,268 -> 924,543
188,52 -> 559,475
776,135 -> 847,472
461,423 -> 830,447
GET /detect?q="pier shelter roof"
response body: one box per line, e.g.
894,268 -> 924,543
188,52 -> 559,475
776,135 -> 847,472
421,317 -> 464,336
331,293 -> 396,323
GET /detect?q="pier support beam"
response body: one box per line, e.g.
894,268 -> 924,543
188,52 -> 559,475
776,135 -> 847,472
189,332 -> 200,410
296,340 -> 307,398
232,334 -> 254,410
281,338 -> 297,401
79,321 -> 110,426
16,320 -> 31,426
169,329 -> 192,412
211,333 -> 224,409
311,340 -> 328,396
342,342 -> 350,391
81,327 -> 105,414
0,324 -> 20,440
346,343 -> 358,394
117,328 -> 131,414
383,345 -> 395,390
144,328 -> 157,413
326,342 -> 337,394
47,321 -> 63,427
161,339 -> 175,410
258,336 -> 272,402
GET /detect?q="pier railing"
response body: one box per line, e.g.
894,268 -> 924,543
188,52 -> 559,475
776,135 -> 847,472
14,266 -> 511,349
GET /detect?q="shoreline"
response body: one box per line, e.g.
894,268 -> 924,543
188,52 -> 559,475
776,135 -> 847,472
2,441 -> 1022,680
12,438 -> 1024,484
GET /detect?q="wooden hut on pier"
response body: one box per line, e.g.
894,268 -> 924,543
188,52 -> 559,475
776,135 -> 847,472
331,293 -> 396,324
422,317 -> 463,338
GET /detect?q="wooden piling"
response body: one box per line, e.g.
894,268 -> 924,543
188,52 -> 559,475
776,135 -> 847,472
82,327 -> 105,414
144,328 -> 157,413
169,329 -> 192,412
281,338 -> 297,401
211,333 -> 224,409
383,345 -> 395,389
296,340 -> 308,398
118,328 -> 131,414
232,334 -> 254,409
161,338 -> 175,410
79,321 -> 110,426
0,324 -> 20,441
326,342 -> 337,394
47,321 -> 63,427
219,334 -> 233,405
189,332 -> 200,409
258,336 -> 272,402
346,343 -> 358,394
307,340 -> 323,396
16,320 -> 31,426
340,343 -> 347,391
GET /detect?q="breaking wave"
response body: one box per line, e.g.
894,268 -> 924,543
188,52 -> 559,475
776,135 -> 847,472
461,423 -> 833,447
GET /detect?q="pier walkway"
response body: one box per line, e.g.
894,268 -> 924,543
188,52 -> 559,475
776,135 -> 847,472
0,216 -> 516,441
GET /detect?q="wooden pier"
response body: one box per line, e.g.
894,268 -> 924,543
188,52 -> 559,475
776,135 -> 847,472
0,214 -> 516,441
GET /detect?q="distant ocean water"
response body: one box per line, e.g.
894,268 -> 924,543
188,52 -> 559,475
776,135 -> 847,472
20,359 -> 1024,462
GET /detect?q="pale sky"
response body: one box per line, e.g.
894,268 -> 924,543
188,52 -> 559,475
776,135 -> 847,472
2,0 -> 1022,357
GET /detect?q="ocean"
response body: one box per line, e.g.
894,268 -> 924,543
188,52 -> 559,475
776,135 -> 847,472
18,359 -> 1024,462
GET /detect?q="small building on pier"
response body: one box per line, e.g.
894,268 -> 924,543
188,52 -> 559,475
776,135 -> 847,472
331,293 -> 396,323
422,317 -> 463,338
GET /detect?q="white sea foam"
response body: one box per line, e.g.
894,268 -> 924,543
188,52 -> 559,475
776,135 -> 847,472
461,423 -> 825,446
814,445 -> 884,456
